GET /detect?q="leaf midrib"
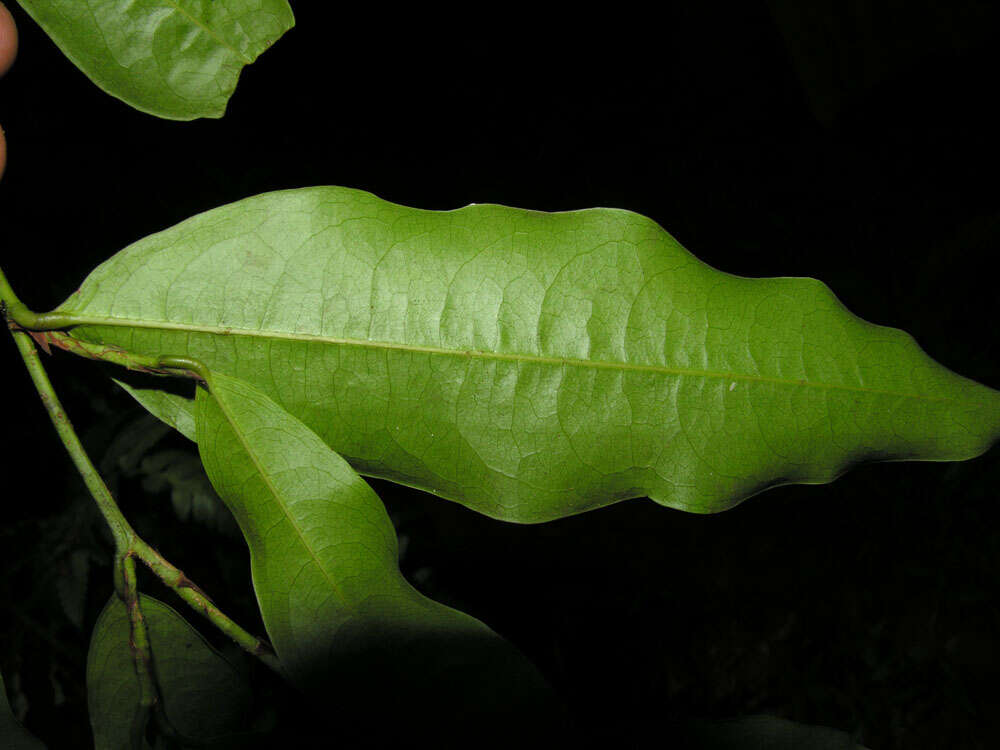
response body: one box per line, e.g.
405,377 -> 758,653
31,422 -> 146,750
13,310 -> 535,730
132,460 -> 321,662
162,0 -> 253,63
210,384 -> 351,608
69,313 -> 952,402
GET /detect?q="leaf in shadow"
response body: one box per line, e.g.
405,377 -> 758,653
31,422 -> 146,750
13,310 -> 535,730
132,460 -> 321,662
195,372 -> 561,743
87,593 -> 252,749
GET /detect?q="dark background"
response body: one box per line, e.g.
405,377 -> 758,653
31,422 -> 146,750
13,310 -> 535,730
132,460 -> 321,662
1,2 -> 999,747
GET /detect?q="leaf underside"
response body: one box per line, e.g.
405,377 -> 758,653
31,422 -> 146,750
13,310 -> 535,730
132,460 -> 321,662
115,380 -> 196,441
195,372 -> 557,738
86,594 -> 251,749
15,0 -> 294,120
60,186 -> 1000,521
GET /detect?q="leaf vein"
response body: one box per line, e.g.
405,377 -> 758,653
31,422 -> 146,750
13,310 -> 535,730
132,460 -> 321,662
68,315 -> 954,402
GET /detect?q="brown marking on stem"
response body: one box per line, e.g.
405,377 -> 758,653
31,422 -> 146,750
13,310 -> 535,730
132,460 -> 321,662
15,326 -> 207,382
176,571 -> 214,603
51,334 -> 102,357
28,330 -> 52,355
128,638 -> 155,681
41,331 -> 123,361
252,638 -> 275,657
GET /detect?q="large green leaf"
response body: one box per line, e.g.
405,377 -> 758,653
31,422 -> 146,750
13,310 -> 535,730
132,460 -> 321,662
195,371 -> 558,740
0,669 -> 45,749
15,0 -> 294,120
56,186 -> 1000,521
87,593 -> 252,749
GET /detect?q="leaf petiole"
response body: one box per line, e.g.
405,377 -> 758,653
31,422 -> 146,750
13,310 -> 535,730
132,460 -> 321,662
4,318 -> 281,675
114,551 -> 156,749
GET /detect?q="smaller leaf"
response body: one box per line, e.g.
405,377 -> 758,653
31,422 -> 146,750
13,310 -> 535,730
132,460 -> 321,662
15,0 -> 295,120
87,594 -> 251,750
196,373 -> 560,741
114,381 -> 196,442
0,669 -> 45,749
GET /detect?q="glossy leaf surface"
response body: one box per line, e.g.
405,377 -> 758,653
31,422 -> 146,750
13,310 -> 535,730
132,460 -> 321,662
0,669 -> 45,749
59,186 -> 1000,521
195,371 -> 557,738
15,0 -> 294,119
87,594 -> 251,749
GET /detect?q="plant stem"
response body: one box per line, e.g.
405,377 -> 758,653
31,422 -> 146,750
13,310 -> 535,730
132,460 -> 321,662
5,324 -> 281,674
116,552 -> 211,749
0,264 -> 76,330
9,323 -> 135,548
130,535 -> 282,670
115,551 -> 157,749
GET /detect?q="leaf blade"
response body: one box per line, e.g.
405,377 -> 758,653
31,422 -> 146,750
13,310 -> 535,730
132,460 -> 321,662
87,593 -> 252,749
194,372 -> 558,738
15,0 -> 294,119
59,186 -> 1000,520
114,380 -> 196,441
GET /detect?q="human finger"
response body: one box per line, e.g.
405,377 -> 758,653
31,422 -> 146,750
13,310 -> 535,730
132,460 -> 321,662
0,2 -> 17,77
0,2 -> 15,179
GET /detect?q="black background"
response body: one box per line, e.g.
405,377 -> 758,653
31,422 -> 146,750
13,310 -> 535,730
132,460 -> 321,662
1,2 -> 999,747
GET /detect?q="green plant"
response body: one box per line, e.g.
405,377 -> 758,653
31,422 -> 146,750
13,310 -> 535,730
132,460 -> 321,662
3,183 -> 996,746
1,3 -> 996,749
13,0 -> 293,119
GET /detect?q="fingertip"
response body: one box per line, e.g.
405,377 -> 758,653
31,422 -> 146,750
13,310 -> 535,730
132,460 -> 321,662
0,2 -> 17,77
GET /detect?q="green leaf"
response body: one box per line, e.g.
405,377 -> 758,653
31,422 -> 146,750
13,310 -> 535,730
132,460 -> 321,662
57,186 -> 1000,522
15,0 -> 294,120
0,669 -> 45,749
87,593 -> 251,750
114,381 -> 196,441
195,372 -> 558,739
